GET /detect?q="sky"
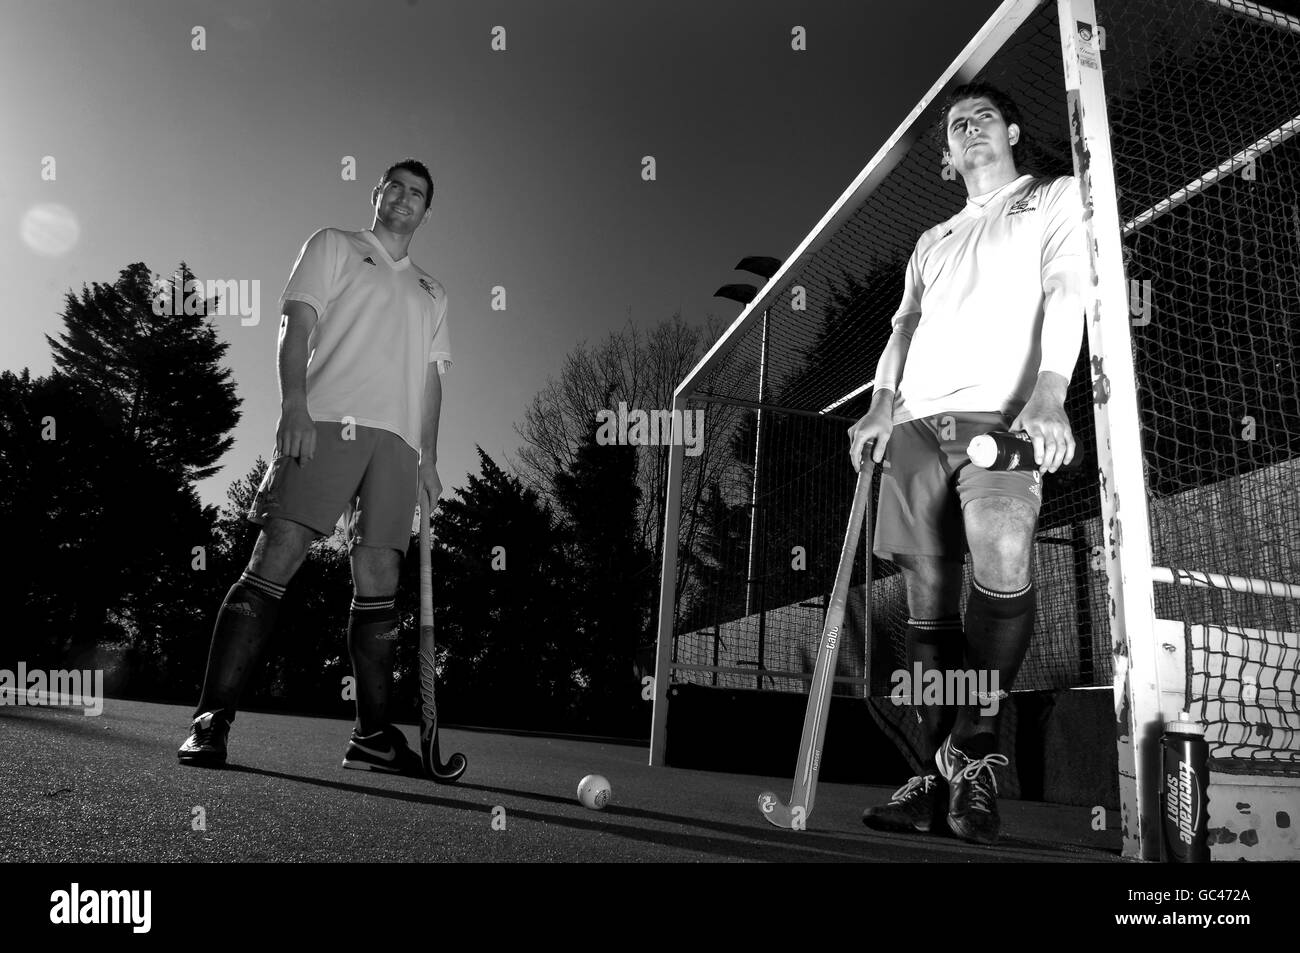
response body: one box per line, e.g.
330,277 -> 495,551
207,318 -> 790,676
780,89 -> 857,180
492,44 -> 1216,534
1,0 -> 999,509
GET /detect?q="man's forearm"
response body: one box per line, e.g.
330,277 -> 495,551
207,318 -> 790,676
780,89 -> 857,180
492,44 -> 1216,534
868,387 -> 894,412
421,366 -> 443,462
1038,266 -> 1086,390
1027,370 -> 1069,406
871,323 -> 915,408
278,317 -> 312,409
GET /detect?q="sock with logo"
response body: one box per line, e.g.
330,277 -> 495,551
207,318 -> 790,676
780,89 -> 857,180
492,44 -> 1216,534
904,616 -> 964,765
194,570 -> 286,719
348,593 -> 400,735
951,579 -> 1035,748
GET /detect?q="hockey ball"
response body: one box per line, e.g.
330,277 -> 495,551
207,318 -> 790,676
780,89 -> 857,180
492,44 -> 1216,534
577,774 -> 612,810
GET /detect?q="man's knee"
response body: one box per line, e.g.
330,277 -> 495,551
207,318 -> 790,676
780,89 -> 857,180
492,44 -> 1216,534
351,545 -> 401,597
965,497 -> 1036,589
897,555 -> 964,618
249,519 -> 316,584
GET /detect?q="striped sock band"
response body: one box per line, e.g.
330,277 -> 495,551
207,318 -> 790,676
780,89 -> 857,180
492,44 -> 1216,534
906,616 -> 963,634
238,569 -> 287,601
350,593 -> 397,614
971,579 -> 1033,600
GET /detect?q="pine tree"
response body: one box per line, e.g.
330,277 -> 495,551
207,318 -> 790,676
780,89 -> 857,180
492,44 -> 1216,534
421,448 -> 580,728
554,432 -> 655,735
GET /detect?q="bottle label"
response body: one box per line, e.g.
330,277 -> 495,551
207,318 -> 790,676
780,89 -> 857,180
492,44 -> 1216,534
1163,743 -> 1206,860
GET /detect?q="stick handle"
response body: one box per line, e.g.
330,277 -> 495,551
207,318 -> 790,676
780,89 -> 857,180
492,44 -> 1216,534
419,488 -> 434,631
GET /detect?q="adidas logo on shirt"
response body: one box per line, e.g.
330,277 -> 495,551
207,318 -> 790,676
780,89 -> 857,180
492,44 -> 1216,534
1006,197 -> 1039,216
362,256 -> 376,266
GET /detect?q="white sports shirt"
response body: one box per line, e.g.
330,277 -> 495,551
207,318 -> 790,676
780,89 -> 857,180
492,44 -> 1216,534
280,227 -> 452,454
886,174 -> 1086,424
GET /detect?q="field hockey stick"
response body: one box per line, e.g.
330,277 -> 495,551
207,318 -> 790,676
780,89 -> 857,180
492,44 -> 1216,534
758,447 -> 875,829
419,486 -> 467,783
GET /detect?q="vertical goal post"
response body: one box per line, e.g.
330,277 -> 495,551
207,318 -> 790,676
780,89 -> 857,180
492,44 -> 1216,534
1059,0 -> 1163,861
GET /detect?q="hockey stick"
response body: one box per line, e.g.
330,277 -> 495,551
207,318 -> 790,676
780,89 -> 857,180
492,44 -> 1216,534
418,487 -> 467,783
758,448 -> 874,829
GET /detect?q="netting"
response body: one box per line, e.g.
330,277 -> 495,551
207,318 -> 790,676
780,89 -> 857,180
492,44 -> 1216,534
1103,0 -> 1300,765
667,0 -> 1300,770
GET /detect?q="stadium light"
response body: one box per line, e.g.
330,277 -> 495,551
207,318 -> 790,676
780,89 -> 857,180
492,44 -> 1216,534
713,283 -> 758,304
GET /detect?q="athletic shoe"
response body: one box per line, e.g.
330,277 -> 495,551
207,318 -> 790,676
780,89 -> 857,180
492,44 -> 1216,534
342,724 -> 424,776
936,736 -> 1010,845
177,710 -> 232,767
861,774 -> 948,833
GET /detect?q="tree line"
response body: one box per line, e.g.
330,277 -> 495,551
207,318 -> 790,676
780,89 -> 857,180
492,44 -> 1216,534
1,261 -> 746,737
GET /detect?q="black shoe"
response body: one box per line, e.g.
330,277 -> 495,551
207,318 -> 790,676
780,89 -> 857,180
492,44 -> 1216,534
861,774 -> 948,833
178,710 -> 232,767
342,724 -> 424,777
936,736 -> 1009,845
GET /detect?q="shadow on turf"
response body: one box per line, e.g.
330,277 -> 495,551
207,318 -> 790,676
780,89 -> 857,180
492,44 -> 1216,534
357,778 -> 1119,860
218,763 -> 1105,862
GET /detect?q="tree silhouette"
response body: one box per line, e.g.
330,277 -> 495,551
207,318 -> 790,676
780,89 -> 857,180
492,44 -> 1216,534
420,448 -> 581,729
3,263 -> 241,686
553,432 -> 655,735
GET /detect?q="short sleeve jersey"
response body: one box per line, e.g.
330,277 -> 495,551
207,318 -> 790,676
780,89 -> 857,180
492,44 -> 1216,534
889,174 -> 1086,424
279,228 -> 451,453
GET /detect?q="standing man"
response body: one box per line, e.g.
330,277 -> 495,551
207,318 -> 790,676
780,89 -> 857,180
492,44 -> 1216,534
848,84 -> 1086,844
179,159 -> 452,775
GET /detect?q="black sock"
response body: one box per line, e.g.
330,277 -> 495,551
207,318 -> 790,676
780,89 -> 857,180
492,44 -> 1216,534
905,615 -> 964,766
951,579 -> 1035,751
348,593 -> 399,735
195,571 -> 286,719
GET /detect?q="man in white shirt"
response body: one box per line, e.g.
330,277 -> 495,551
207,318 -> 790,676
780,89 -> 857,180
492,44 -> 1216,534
178,159 -> 452,774
848,84 -> 1086,844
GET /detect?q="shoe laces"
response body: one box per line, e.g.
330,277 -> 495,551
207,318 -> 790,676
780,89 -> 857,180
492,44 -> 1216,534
954,753 -> 1009,812
889,774 -> 936,804
191,712 -> 220,744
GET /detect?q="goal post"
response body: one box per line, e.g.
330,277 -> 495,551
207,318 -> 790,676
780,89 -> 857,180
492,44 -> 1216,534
1059,0 -> 1163,861
649,0 -> 1300,861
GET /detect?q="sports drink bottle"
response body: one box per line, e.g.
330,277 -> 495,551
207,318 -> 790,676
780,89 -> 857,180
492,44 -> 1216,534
1161,711 -> 1210,863
967,430 -> 1038,471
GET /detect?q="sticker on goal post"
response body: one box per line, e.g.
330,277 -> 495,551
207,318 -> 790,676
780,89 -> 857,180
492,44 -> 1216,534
1075,22 -> 1100,70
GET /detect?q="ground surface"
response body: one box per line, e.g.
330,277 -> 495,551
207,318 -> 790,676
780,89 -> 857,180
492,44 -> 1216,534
0,699 -> 1124,863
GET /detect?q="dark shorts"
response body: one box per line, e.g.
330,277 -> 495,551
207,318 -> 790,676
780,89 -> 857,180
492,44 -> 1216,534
873,411 -> 1043,562
248,422 -> 419,553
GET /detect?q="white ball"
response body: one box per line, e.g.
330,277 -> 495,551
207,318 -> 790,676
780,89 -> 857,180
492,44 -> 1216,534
577,774 -> 612,810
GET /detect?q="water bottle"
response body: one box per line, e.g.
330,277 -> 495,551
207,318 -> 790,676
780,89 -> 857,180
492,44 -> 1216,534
967,431 -> 1038,471
1161,711 -> 1210,863
967,430 -> 1082,472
